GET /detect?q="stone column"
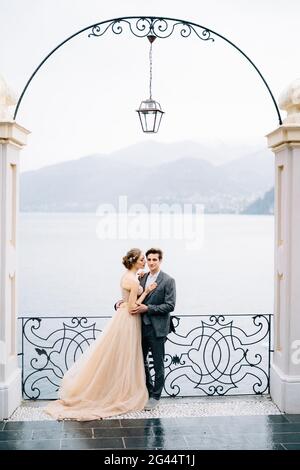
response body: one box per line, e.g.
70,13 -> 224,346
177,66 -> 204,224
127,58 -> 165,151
0,76 -> 30,419
267,78 -> 300,413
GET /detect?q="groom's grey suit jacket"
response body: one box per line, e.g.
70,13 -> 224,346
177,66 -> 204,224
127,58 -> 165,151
140,271 -> 176,338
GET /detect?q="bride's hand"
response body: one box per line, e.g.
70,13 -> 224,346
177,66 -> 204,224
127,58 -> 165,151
146,282 -> 157,294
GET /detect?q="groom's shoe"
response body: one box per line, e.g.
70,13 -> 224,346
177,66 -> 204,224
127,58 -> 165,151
144,398 -> 160,411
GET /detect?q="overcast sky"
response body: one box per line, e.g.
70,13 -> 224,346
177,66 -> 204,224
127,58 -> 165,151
1,0 -> 300,172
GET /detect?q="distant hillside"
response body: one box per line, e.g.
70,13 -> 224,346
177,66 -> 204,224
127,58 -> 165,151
220,148 -> 275,194
242,187 -> 274,215
20,141 -> 274,214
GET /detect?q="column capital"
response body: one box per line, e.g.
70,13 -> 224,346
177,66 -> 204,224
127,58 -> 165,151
0,121 -> 30,147
266,125 -> 300,150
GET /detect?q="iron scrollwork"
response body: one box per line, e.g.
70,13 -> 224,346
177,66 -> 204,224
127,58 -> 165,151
164,314 -> 272,397
88,17 -> 215,42
19,313 -> 271,400
20,316 -> 107,399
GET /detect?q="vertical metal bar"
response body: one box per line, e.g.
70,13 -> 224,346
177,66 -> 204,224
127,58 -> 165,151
268,314 -> 272,394
21,317 -> 24,398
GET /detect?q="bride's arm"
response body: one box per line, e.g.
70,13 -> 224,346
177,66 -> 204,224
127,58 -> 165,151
136,283 -> 157,306
136,288 -> 151,306
128,282 -> 157,312
135,290 -> 148,306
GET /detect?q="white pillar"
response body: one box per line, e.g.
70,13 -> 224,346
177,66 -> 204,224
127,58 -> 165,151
267,78 -> 300,413
0,76 -> 30,419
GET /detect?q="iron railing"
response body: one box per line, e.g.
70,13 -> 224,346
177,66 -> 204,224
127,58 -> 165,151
18,314 -> 272,400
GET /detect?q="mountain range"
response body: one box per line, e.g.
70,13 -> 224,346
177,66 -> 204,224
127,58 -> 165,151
20,140 -> 275,214
242,187 -> 274,215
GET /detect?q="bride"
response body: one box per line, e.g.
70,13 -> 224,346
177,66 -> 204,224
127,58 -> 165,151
45,248 -> 157,421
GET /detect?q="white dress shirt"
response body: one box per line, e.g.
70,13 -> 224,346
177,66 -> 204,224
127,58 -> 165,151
145,270 -> 160,289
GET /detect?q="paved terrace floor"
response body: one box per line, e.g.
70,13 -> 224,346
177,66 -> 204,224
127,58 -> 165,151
1,396 -> 300,450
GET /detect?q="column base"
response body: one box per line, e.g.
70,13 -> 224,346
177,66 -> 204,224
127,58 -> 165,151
270,363 -> 300,413
0,368 -> 22,420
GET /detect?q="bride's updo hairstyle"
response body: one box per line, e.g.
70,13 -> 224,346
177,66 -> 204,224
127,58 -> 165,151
122,248 -> 142,269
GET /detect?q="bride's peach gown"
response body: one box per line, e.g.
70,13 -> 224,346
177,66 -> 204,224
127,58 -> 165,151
45,285 -> 148,420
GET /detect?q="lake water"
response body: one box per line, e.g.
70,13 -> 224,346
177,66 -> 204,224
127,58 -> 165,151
18,212 -> 274,317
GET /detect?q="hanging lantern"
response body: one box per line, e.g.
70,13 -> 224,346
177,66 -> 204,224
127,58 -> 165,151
137,98 -> 164,133
136,35 -> 164,133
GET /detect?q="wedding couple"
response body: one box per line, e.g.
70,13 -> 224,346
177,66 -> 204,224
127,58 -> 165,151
45,247 -> 176,421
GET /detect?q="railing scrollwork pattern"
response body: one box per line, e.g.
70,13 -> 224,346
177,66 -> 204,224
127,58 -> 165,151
164,314 -> 272,397
18,313 -> 272,400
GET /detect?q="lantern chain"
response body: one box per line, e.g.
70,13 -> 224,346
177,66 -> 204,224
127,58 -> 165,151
149,42 -> 153,100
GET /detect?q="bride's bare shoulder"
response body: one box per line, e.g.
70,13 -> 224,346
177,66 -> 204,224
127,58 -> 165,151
120,274 -> 139,289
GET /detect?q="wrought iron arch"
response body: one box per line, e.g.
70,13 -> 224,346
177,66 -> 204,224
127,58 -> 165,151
14,15 -> 282,124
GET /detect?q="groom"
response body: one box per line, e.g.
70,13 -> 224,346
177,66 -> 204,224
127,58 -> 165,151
130,248 -> 176,411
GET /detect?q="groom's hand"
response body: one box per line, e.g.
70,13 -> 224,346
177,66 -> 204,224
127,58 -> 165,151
114,300 -> 124,311
130,304 -> 148,315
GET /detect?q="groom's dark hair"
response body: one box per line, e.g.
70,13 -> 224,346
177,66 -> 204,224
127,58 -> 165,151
146,248 -> 163,260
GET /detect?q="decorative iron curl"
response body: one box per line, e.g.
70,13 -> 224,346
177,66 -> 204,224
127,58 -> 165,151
88,17 -> 215,41
88,20 -> 125,38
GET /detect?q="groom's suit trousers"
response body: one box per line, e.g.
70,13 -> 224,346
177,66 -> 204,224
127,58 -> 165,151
142,322 -> 165,400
